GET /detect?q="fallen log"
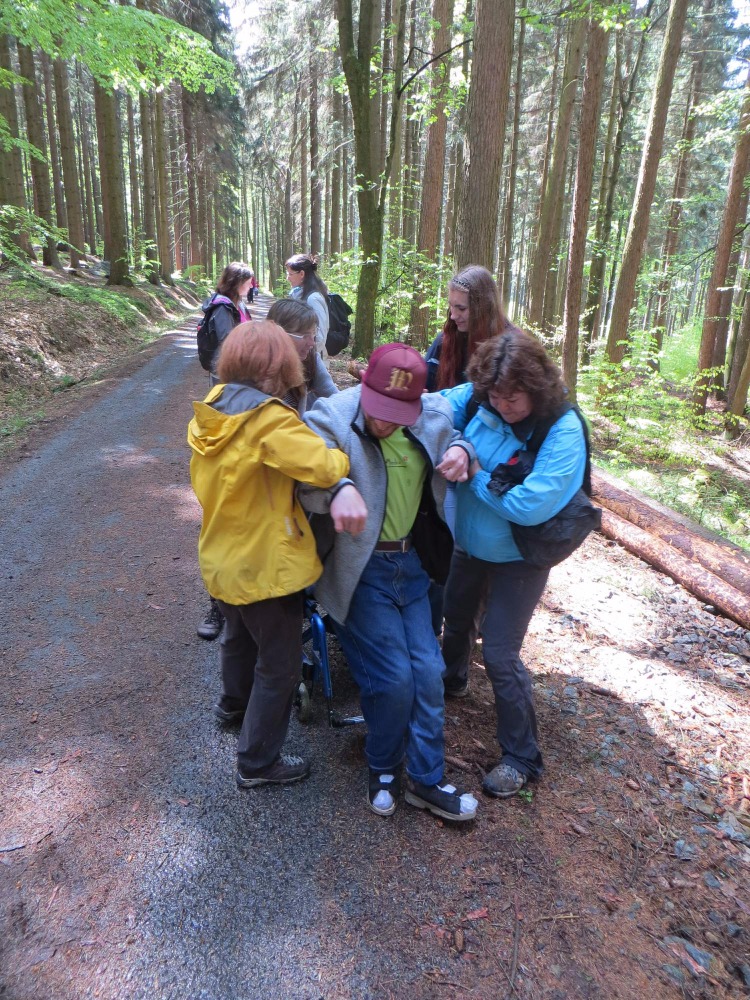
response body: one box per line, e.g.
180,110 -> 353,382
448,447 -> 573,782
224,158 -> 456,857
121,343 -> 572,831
598,509 -> 750,630
591,467 -> 750,595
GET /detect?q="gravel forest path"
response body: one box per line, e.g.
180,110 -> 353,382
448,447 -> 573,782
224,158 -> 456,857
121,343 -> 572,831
1,305 -> 748,999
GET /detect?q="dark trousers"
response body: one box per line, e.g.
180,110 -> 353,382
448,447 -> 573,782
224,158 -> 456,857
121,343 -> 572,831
441,551 -> 549,779
217,591 -> 304,773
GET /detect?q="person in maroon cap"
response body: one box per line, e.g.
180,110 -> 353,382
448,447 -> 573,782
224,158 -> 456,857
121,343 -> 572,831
298,344 -> 479,822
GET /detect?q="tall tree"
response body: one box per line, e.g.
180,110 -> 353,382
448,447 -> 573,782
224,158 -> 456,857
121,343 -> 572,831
53,57 -> 85,268
499,14 -> 525,308
335,0 -> 407,353
526,16 -> 587,328
604,0 -> 690,367
0,34 -> 35,258
408,0 -> 455,349
561,18 -> 609,394
694,74 -> 750,412
93,80 -> 131,285
16,42 -> 61,267
454,0 -> 515,271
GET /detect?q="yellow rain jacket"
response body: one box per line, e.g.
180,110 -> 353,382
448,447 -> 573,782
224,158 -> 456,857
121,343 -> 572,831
188,383 -> 349,605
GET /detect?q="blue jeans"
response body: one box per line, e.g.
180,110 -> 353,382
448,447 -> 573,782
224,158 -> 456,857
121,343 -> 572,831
333,549 -> 446,786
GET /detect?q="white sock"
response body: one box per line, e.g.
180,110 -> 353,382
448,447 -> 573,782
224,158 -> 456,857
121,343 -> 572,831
373,773 -> 395,811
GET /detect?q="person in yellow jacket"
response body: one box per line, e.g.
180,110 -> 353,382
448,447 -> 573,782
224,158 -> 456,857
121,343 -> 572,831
188,320 -> 350,788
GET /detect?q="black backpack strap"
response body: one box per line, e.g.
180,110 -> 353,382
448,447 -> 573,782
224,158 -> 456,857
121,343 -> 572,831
526,402 -> 593,497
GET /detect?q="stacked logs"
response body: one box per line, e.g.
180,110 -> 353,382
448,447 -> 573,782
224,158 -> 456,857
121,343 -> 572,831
591,468 -> 750,630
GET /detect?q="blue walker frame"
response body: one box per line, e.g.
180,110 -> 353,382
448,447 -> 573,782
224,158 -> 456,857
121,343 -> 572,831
299,596 -> 364,728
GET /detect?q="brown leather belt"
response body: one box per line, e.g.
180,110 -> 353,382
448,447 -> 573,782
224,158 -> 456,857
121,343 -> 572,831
374,536 -> 412,553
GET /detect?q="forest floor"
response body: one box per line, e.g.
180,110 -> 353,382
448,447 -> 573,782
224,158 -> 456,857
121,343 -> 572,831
0,272 -> 749,998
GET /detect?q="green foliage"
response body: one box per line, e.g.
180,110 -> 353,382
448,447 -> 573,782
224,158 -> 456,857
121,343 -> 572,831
0,0 -> 236,94
323,241 -> 454,355
0,205 -> 67,265
579,325 -> 750,551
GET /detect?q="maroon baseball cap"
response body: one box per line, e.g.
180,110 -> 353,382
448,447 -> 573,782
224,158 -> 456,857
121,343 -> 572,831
360,343 -> 427,426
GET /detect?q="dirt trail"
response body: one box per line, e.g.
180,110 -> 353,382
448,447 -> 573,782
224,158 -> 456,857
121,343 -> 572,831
0,319 -> 748,999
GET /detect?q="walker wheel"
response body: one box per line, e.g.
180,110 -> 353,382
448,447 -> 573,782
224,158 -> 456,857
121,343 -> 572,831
296,681 -> 312,724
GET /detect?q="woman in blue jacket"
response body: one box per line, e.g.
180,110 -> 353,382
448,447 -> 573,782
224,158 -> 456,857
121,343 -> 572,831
437,330 -> 586,799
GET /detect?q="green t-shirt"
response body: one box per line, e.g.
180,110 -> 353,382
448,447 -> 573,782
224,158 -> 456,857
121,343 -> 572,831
378,429 -> 427,541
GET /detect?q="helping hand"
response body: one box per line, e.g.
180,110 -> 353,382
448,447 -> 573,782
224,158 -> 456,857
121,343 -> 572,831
330,485 -> 368,535
437,445 -> 470,482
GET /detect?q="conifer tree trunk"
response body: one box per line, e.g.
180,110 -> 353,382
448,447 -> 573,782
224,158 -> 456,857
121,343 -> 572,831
153,90 -> 174,284
53,58 -> 85,269
300,93 -> 308,249
561,20 -> 609,395
310,46 -> 322,256
694,74 -> 750,412
341,97 -> 350,251
126,94 -> 142,269
336,0 -> 406,352
181,89 -> 201,270
653,4 -> 710,357
0,34 -> 35,258
454,0 -> 514,270
604,0 -> 690,368
40,52 -> 67,233
409,0 -> 455,349
16,42 -> 61,268
74,68 -> 97,254
727,271 -> 750,411
330,86 -> 343,257
93,80 -> 132,285
584,7 -> 653,347
139,91 -> 160,283
526,18 -> 586,328
500,15 -> 525,307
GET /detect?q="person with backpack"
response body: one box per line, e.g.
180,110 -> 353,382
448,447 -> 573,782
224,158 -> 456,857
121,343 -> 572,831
435,330 -> 588,800
198,262 -> 254,386
266,299 -> 338,415
285,253 -> 330,361
196,262 -> 254,642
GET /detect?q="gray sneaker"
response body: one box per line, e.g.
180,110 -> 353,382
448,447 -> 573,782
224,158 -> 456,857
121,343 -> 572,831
236,754 -> 310,789
482,763 -> 527,798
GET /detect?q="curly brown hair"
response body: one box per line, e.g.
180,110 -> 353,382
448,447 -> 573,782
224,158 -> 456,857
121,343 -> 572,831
216,321 -> 304,397
467,330 -> 566,419
437,265 -> 510,390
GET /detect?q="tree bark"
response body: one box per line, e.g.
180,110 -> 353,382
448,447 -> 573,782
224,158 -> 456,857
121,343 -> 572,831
408,0 -> 455,350
694,74 -> 750,412
16,42 -> 62,268
598,509 -> 750,630
139,91 -> 159,283
125,93 -> 142,269
181,89 -> 201,271
604,0 -> 689,368
153,90 -> 174,284
0,35 -> 35,258
40,52 -> 67,233
330,85 -> 343,257
309,39 -> 322,256
584,8 -> 653,348
53,58 -> 85,269
526,17 -> 586,329
454,0 -> 514,271
591,467 -> 750,593
336,0 -> 406,353
499,15 -> 525,308
93,81 -> 131,286
561,21 -> 609,396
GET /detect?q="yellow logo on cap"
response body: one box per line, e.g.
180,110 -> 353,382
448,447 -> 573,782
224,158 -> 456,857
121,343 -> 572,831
387,367 -> 413,391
